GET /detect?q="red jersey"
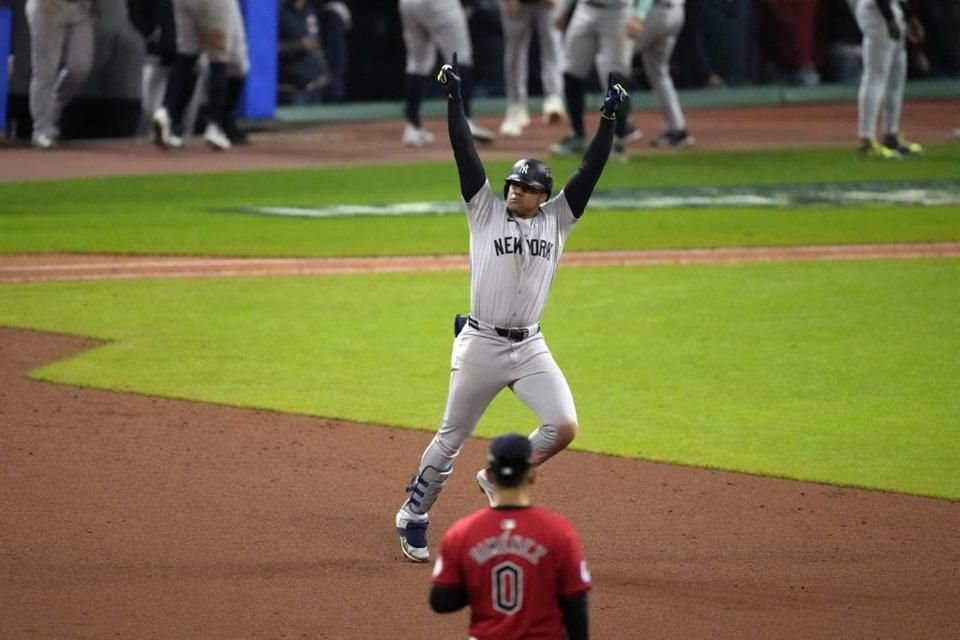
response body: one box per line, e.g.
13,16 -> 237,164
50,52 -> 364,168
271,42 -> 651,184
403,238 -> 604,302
432,506 -> 592,640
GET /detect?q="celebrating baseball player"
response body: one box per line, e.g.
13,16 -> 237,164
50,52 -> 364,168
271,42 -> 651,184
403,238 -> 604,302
854,0 -> 925,159
429,433 -> 592,639
394,51 -> 627,563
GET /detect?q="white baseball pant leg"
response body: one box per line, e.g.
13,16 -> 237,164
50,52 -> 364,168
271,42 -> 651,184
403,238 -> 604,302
636,1 -> 686,132
173,0 -> 235,61
501,2 -> 535,108
141,58 -> 170,136
881,30 -> 907,136
400,0 -> 472,75
856,0 -> 904,140
228,0 -> 250,77
534,2 -> 564,100
593,5 -> 633,83
413,331 -> 576,514
25,0 -> 94,140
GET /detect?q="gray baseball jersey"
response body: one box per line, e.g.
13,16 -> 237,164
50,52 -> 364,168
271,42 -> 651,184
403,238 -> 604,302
633,0 -> 686,132
466,181 -> 576,327
855,0 -> 907,140
25,0 -> 95,142
399,0 -> 473,74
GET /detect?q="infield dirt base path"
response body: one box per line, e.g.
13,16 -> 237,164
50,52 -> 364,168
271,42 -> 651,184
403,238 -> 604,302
2,242 -> 960,282
2,327 -> 959,639
2,100 -> 960,638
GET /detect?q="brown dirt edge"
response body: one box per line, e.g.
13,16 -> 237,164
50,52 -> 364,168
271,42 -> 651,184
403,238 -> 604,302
2,242 -> 959,282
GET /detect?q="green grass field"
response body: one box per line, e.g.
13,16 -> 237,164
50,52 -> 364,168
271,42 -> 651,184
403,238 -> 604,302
2,145 -> 959,256
2,145 -> 959,499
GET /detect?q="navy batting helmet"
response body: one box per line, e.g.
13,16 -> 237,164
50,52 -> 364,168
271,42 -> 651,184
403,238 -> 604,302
503,158 -> 553,200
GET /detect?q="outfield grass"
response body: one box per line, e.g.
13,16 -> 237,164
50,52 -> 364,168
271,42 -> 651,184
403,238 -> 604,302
1,259 -> 958,499
1,144 -> 958,500
1,145 -> 958,256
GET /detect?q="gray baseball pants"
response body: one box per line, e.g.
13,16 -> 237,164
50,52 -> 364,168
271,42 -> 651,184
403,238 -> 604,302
634,0 -> 687,132
856,0 -> 906,139
399,0 -> 473,73
563,3 -> 632,82
500,1 -> 564,107
172,0 -> 238,62
25,0 -> 94,141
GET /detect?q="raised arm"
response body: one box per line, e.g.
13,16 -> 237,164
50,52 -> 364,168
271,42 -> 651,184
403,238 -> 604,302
562,76 -> 627,218
438,53 -> 486,202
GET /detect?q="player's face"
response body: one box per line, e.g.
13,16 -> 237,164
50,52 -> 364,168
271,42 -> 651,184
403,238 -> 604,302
506,182 -> 548,218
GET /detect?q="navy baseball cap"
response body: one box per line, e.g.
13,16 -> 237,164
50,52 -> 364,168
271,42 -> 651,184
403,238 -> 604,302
487,433 -> 532,485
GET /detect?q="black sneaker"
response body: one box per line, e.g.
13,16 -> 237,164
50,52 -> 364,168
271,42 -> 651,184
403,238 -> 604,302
550,134 -> 587,155
882,133 -> 922,156
652,129 -> 695,149
616,123 -> 643,147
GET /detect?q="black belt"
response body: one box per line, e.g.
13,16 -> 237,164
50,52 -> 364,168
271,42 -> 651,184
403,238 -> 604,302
467,316 -> 538,342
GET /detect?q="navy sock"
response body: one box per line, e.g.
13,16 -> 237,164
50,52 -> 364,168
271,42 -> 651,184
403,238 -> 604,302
206,62 -> 229,128
405,73 -> 427,127
563,73 -> 585,138
165,54 -> 199,132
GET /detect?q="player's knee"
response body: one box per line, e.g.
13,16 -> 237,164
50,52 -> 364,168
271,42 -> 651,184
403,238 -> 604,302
555,421 -> 578,450
434,428 -> 471,458
201,29 -> 229,61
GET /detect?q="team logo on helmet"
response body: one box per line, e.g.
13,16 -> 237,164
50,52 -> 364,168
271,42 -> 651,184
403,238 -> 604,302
503,158 -> 553,199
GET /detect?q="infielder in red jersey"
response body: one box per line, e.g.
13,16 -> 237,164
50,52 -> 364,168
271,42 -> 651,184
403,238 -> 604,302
429,434 -> 591,640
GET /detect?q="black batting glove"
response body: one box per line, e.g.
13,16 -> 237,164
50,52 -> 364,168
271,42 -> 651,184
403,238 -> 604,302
437,52 -> 463,101
600,73 -> 628,120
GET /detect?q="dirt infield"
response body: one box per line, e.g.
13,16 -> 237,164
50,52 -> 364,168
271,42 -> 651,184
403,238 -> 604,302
3,329 -> 959,639
2,242 -> 960,283
2,100 -> 960,638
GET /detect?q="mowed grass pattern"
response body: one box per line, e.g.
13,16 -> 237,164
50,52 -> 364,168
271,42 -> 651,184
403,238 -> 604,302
1,145 -> 959,256
2,144 -> 959,498
1,258 -> 958,499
